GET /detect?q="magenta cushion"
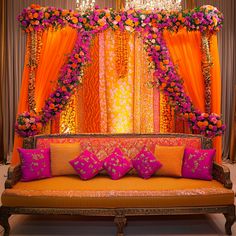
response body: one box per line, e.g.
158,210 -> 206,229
182,148 -> 216,180
18,148 -> 51,182
132,147 -> 162,179
103,148 -> 132,180
69,150 -> 103,180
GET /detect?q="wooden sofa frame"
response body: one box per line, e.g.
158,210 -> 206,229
0,133 -> 235,236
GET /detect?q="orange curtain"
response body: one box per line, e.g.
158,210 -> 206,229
11,26 -> 78,165
35,26 -> 78,111
163,28 -> 205,112
163,29 -> 222,162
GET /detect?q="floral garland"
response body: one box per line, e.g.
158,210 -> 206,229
15,4 -> 225,138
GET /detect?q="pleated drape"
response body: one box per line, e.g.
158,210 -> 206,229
163,29 -> 222,162
11,27 -> 78,165
163,29 -> 205,112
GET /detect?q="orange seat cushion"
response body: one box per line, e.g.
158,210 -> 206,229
155,145 -> 185,177
2,176 -> 234,208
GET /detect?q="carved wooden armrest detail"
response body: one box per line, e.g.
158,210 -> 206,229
5,164 -> 21,189
212,162 -> 232,189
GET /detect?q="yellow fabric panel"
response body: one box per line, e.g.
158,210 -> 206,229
155,145 -> 185,177
2,176 -> 234,208
50,143 -> 80,176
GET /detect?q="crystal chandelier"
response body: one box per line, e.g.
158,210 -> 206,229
125,0 -> 182,11
76,0 -> 96,12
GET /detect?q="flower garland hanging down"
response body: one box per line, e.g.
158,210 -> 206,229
15,4 -> 225,138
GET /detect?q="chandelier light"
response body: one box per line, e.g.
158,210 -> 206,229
125,0 -> 182,11
76,0 -> 96,12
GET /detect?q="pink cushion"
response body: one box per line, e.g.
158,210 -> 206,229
18,148 -> 51,182
182,148 -> 216,180
103,148 -> 132,180
69,150 -> 103,180
132,147 -> 162,179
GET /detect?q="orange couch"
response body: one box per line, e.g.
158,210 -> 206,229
0,134 -> 235,236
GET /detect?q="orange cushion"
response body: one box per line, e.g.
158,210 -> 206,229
2,176 -> 234,208
155,145 -> 185,177
50,143 -> 80,176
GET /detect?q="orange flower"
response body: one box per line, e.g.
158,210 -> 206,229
71,17 -> 78,24
157,14 -> 162,20
49,104 -> 55,109
161,83 -> 167,88
28,13 -> 33,19
203,121 -> 209,126
98,18 -> 106,26
197,121 -> 203,127
45,12 -> 50,19
37,123 -> 42,130
115,15 -> 121,22
125,19 -> 134,26
152,33 -> 157,38
160,62 -> 166,71
195,19 -> 200,25
217,120 -> 222,128
54,10 -> 60,16
105,12 -> 111,18
170,82 -> 175,87
209,125 -> 213,130
33,13 -> 39,19
72,63 -> 77,69
62,10 -> 69,16
184,113 -> 189,119
31,124 -> 37,130
177,13 -> 182,21
163,59 -> 169,65
155,45 -> 161,51
83,18 -> 87,23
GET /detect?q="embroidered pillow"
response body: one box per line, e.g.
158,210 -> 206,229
18,148 -> 51,182
103,148 -> 132,180
50,143 -> 80,176
69,150 -> 103,180
132,147 -> 162,179
154,145 -> 185,177
182,148 -> 216,180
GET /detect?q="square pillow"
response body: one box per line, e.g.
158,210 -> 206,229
182,148 -> 216,180
103,148 -> 132,180
69,150 -> 103,180
18,148 -> 51,182
132,147 -> 162,179
154,145 -> 185,177
50,143 -> 80,176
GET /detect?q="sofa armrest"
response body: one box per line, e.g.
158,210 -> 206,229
5,164 -> 21,189
212,162 -> 232,189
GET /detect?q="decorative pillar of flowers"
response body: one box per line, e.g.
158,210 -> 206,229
27,30 -> 43,112
201,32 -> 213,113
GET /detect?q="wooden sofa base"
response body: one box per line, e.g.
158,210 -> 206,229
0,205 -> 235,236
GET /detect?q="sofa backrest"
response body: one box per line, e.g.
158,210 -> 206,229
32,134 -> 211,161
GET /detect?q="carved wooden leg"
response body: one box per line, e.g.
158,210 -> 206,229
224,205 -> 235,235
0,207 -> 11,236
114,215 -> 127,236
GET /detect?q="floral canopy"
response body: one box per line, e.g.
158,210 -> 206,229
16,4 -> 224,139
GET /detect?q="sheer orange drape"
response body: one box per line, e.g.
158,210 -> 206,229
164,29 -> 222,163
163,29 -> 205,112
11,27 -> 78,165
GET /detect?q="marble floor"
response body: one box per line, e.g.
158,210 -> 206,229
0,163 -> 236,236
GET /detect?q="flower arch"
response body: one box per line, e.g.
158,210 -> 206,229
16,4 -> 225,138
